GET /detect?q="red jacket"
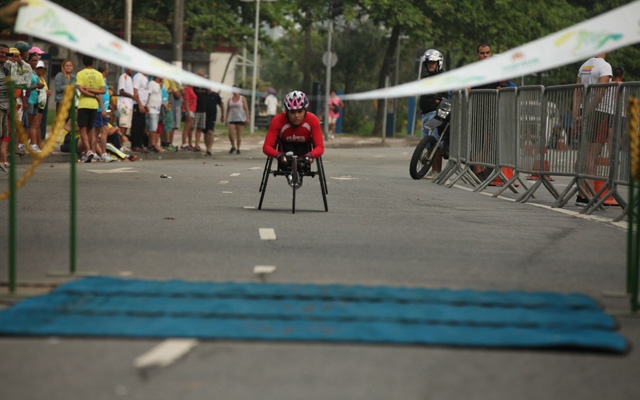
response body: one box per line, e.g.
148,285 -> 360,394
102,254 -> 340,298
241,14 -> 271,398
263,112 -> 325,158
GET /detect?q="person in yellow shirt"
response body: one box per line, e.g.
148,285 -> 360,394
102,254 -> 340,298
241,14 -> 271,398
75,55 -> 105,162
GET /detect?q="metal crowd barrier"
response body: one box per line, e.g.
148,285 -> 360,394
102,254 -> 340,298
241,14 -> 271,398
435,90 -> 473,185
434,82 -> 637,217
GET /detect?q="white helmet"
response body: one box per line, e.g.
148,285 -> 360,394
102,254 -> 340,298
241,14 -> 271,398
422,49 -> 444,73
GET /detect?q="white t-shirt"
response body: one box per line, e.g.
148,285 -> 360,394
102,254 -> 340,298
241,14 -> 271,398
147,80 -> 162,114
264,94 -> 278,116
577,57 -> 612,85
133,72 -> 149,106
577,57 -> 613,114
117,73 -> 134,109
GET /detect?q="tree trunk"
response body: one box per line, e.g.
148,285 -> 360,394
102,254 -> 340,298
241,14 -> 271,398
302,10 -> 313,94
373,25 -> 400,136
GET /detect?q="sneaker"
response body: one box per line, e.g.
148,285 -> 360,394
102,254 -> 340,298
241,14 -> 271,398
127,155 -> 138,162
194,145 -> 202,152
0,163 -> 6,172
575,196 -> 589,207
30,144 -> 41,152
85,151 -> 95,163
236,149 -> 241,155
163,144 -> 177,152
424,170 -> 439,180
229,147 -> 236,154
180,144 -> 192,151
102,153 -> 116,163
147,146 -> 159,153
206,150 -> 212,156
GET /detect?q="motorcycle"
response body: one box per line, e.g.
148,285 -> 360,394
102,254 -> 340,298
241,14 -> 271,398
409,97 -> 452,180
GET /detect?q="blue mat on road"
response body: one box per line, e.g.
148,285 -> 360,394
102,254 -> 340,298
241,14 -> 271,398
0,277 -> 628,352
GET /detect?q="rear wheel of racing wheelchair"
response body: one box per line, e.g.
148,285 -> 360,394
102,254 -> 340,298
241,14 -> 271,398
410,135 -> 438,180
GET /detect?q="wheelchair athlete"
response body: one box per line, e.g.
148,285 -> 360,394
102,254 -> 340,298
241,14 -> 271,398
262,90 -> 324,171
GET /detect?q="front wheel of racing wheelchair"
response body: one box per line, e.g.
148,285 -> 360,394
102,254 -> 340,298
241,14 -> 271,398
258,148 -> 328,214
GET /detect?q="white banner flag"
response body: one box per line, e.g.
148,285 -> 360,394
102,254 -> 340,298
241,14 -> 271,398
14,0 -> 250,95
342,0 -> 640,100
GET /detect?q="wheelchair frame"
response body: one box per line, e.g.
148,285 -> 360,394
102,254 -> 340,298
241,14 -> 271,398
258,151 -> 328,214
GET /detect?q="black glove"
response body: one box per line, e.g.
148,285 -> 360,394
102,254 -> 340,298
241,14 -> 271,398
303,153 -> 314,161
276,153 -> 286,162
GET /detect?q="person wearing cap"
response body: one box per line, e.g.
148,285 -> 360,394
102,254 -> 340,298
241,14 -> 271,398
4,47 -> 25,154
6,42 -> 31,121
26,53 -> 46,153
14,40 -> 30,60
25,54 -> 46,152
28,46 -> 45,57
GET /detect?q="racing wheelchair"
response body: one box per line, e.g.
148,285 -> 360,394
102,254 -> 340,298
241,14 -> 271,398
258,142 -> 328,214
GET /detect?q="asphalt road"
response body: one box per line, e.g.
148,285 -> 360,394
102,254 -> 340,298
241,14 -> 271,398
0,144 -> 638,400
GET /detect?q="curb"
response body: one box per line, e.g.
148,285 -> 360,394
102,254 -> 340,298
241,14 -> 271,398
12,136 -> 421,165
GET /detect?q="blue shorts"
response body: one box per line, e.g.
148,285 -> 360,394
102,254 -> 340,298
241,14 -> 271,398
94,112 -> 109,128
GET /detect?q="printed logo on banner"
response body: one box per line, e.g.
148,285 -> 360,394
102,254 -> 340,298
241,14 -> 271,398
554,30 -> 623,56
502,52 -> 541,74
95,41 -> 133,64
24,7 -> 77,42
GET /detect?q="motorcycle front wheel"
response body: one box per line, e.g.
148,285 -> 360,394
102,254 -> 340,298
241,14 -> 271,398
409,135 -> 438,180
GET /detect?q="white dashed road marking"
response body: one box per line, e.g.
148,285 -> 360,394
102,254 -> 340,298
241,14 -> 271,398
87,167 -> 137,174
134,339 -> 198,369
259,228 -> 277,240
218,180 -> 229,184
230,173 -> 240,177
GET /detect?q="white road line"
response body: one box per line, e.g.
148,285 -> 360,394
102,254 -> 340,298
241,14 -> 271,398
259,228 -> 277,240
248,167 -> 262,170
331,176 -> 359,180
222,191 -> 233,194
453,183 -> 627,231
218,180 -> 229,184
87,167 -> 137,174
134,339 -> 198,369
230,173 -> 240,177
253,265 -> 276,274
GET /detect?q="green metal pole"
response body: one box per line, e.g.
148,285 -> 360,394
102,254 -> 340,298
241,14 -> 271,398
70,101 -> 77,275
7,82 -> 17,293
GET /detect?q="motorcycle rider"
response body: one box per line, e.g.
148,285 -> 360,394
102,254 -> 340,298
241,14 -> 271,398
419,49 -> 449,177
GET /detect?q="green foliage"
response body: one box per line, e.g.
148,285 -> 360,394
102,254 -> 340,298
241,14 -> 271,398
54,0 -> 638,95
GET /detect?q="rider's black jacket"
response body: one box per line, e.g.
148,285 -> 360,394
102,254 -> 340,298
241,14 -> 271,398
419,69 -> 449,114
